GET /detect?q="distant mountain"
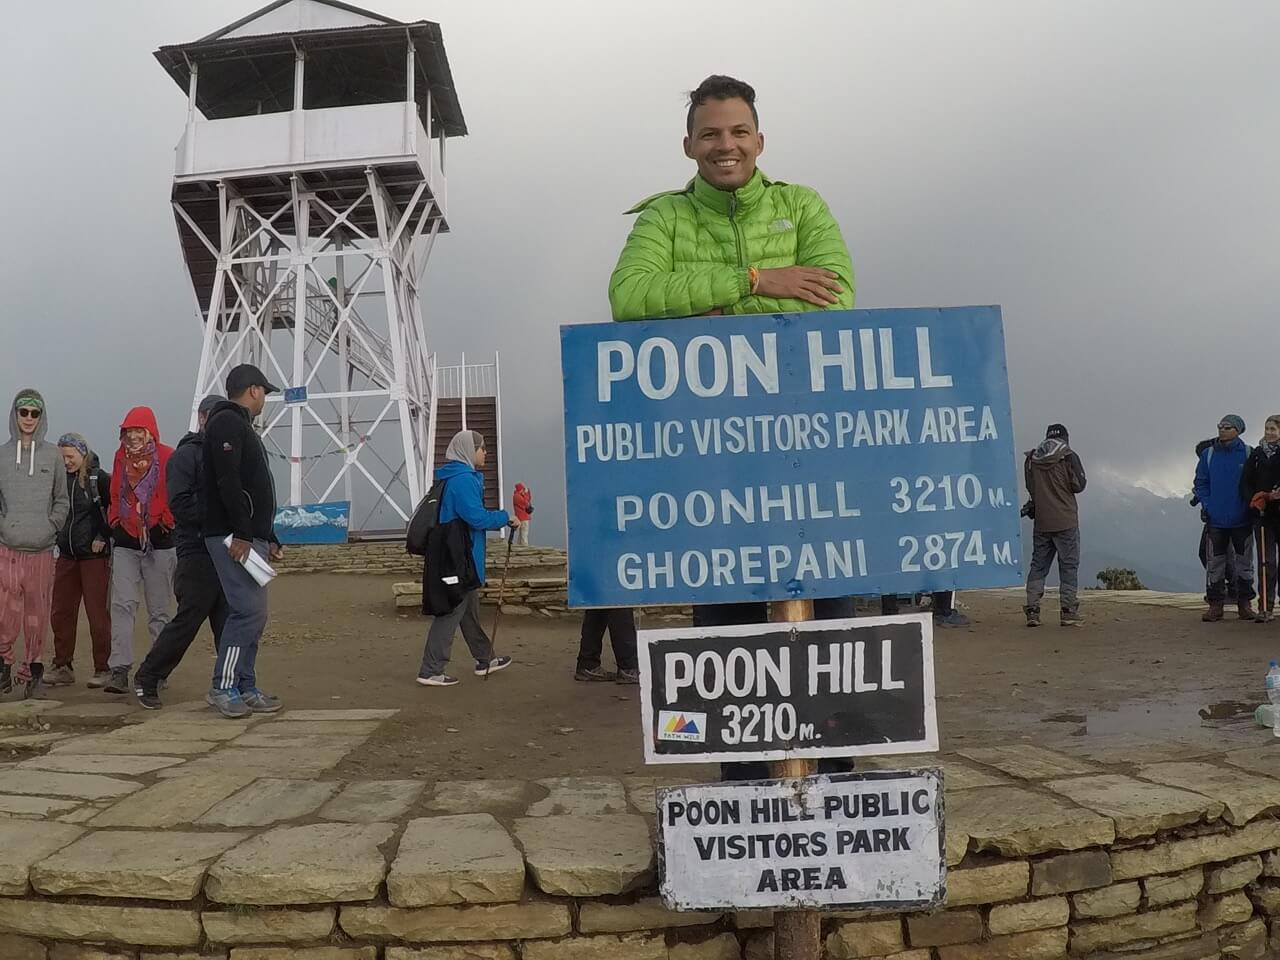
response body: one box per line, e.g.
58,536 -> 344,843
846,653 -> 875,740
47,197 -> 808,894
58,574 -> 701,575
1023,468 -> 1204,593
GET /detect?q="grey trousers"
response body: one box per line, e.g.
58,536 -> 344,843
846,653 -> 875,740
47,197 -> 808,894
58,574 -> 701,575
1207,526 -> 1255,602
1025,528 -> 1081,615
206,537 -> 271,692
109,547 -> 177,669
420,589 -> 494,678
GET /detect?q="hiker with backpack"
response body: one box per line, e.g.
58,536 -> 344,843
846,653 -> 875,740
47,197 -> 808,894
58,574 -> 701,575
47,434 -> 113,688
1194,414 -> 1256,622
416,430 -> 516,687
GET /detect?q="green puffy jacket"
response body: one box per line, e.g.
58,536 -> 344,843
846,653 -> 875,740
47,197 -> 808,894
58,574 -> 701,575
609,170 -> 855,321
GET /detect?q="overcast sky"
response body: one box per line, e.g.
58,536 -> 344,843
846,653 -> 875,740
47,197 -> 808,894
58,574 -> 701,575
1,1 -> 1275,544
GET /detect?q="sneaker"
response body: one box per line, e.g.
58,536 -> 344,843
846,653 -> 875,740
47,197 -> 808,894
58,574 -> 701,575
0,663 -> 10,695
135,685 -> 162,711
44,665 -> 75,686
417,674 -> 459,687
1025,610 -> 1042,628
934,610 -> 971,628
240,688 -> 283,713
475,656 -> 512,676
86,670 -> 111,689
575,665 -> 616,682
1060,611 -> 1085,627
103,667 -> 130,695
1203,602 -> 1225,623
206,687 -> 251,719
617,668 -> 641,685
1257,610 -> 1275,624
23,663 -> 46,700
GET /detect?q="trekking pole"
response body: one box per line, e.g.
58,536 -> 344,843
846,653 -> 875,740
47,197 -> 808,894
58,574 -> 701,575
485,534 -> 515,679
1261,525 -> 1269,619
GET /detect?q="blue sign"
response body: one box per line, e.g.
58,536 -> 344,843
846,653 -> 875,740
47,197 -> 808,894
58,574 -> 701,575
284,386 -> 308,406
561,307 -> 1022,608
273,501 -> 350,545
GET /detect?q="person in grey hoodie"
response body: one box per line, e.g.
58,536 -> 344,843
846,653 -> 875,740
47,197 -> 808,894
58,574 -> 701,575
1022,423 -> 1087,628
0,389 -> 70,698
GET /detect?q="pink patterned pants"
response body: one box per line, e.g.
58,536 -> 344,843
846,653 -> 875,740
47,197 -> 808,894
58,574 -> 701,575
0,544 -> 55,681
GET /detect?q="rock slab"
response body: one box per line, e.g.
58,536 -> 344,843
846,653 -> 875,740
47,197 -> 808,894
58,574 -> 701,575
513,814 -> 654,896
32,829 -> 244,900
205,822 -> 395,904
0,821 -> 85,894
197,779 -> 338,827
389,814 -> 525,907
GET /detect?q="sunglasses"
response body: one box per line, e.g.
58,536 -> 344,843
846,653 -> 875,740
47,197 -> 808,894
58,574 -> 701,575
17,409 -> 41,420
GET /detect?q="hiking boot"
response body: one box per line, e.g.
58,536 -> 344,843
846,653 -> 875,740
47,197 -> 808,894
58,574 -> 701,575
206,687 -> 251,719
1257,609 -> 1275,623
1060,610 -> 1085,627
617,668 -> 641,685
416,674 -> 459,687
1203,602 -> 1225,622
934,610 -> 971,629
240,688 -> 283,713
103,666 -> 130,695
86,670 -> 111,689
135,683 -> 162,711
1238,600 -> 1256,621
475,656 -> 512,677
44,665 -> 75,686
575,665 -> 616,682
0,663 -> 11,695
1025,609 -> 1041,628
23,663 -> 46,700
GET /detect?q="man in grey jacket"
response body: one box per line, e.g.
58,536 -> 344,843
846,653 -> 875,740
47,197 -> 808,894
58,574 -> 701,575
0,388 -> 70,697
1023,423 -> 1087,628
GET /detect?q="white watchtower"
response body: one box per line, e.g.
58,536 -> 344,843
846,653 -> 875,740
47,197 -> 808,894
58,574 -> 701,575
157,0 -> 491,536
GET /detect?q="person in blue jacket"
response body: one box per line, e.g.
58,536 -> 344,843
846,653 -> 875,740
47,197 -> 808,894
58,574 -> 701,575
417,430 -> 517,686
1193,414 -> 1256,622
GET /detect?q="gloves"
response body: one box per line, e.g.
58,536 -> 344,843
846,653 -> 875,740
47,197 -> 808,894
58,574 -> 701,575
1252,492 -> 1272,512
1019,499 -> 1035,519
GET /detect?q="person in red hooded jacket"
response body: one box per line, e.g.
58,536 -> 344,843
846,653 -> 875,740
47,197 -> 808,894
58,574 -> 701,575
103,407 -> 177,694
512,483 -> 533,546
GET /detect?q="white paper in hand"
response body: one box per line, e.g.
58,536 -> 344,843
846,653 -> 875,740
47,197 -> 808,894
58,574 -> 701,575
223,535 -> 277,587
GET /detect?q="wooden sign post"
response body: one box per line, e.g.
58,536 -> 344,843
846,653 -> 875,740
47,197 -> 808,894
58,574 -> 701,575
770,598 -> 820,960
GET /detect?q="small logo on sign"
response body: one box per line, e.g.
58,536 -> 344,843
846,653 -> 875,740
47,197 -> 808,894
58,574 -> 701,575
658,711 -> 707,743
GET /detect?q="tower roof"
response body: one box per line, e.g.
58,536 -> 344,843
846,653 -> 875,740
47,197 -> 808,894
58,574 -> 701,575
155,0 -> 467,137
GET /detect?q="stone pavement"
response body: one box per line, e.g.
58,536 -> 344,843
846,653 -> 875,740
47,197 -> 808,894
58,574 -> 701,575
4,701 -> 1280,956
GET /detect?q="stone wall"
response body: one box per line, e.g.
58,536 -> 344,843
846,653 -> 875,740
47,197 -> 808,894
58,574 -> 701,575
278,543 -> 568,579
5,723 -> 1280,958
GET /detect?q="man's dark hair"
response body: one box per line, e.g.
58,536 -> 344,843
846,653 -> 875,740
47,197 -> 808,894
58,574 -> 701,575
686,75 -> 758,134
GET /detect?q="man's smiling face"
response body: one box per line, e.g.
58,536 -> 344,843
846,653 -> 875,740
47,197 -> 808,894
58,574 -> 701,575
684,96 -> 764,191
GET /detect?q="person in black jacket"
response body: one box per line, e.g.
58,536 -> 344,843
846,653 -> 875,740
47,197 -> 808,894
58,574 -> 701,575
47,435 -> 112,688
1242,415 -> 1280,623
133,395 -> 229,708
202,365 -> 284,718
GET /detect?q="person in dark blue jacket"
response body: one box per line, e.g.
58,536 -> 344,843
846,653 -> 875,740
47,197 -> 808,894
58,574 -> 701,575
1193,414 -> 1255,621
417,430 -> 517,687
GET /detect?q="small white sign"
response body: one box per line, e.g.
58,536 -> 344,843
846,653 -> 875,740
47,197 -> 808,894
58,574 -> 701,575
658,770 -> 945,911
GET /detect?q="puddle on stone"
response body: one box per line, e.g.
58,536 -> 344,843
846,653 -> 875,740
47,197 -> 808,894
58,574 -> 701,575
1082,699 -> 1258,737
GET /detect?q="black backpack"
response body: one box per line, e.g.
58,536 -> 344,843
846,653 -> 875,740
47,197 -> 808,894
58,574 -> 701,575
406,479 -> 448,556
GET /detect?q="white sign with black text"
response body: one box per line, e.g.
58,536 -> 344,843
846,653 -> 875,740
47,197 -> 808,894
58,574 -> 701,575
658,771 -> 945,911
638,614 -> 937,764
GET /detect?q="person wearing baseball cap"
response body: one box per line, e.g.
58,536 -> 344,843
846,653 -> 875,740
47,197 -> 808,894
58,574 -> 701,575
133,395 -> 228,709
1194,414 -> 1255,622
201,367 -> 283,718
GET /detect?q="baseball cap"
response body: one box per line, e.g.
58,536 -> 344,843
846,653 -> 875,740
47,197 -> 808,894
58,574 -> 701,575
197,394 -> 226,416
225,364 -> 280,397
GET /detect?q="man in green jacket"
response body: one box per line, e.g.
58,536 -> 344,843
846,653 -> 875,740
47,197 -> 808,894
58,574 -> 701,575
608,76 -> 860,779
609,74 -> 854,321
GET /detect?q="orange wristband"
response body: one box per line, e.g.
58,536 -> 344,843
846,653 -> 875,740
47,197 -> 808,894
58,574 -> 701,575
748,266 -> 760,294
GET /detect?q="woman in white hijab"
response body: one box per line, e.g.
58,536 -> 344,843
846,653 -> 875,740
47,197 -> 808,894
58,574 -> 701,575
418,430 -> 517,686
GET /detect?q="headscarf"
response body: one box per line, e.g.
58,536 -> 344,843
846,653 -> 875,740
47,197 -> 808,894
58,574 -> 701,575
57,433 -> 92,489
444,430 -> 485,470
119,427 -> 159,549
